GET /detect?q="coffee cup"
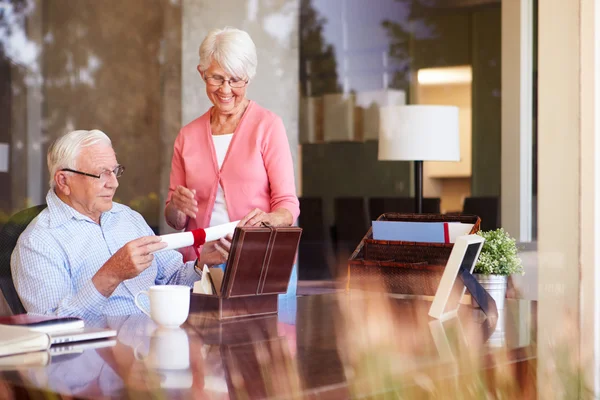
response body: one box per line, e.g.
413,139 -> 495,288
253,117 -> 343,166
134,285 -> 190,328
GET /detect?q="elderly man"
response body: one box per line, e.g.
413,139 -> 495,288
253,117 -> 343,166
11,129 -> 231,318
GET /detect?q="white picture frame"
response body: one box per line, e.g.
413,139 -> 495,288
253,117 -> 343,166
428,234 -> 485,320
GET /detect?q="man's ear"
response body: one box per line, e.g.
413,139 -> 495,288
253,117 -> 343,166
54,171 -> 71,196
197,65 -> 203,78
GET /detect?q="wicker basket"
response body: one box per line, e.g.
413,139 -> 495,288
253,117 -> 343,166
348,213 -> 481,295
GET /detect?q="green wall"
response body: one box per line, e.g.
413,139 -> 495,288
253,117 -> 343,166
471,7 -> 502,197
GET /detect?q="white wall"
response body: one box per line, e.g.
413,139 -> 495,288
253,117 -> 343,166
538,0 -> 600,395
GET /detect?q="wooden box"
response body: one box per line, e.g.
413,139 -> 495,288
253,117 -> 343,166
191,226 -> 302,320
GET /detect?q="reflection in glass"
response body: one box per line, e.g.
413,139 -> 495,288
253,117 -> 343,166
135,327 -> 193,389
298,0 -> 501,281
0,0 -> 181,233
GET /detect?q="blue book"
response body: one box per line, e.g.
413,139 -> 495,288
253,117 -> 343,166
372,221 -> 448,243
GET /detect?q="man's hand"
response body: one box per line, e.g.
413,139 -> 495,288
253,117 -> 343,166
92,236 -> 168,297
199,234 -> 232,266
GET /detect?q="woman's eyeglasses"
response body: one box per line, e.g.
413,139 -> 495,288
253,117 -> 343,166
205,75 -> 248,88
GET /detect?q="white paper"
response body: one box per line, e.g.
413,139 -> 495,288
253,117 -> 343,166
157,231 -> 194,253
193,265 -> 214,295
204,221 -> 239,242
447,223 -> 474,243
0,143 -> 8,173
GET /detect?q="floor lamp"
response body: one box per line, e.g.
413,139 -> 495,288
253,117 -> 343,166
378,105 -> 460,213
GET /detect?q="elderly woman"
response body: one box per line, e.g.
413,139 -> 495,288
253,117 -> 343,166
164,27 -> 300,284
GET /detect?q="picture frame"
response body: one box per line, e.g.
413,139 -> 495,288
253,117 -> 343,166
428,234 -> 485,320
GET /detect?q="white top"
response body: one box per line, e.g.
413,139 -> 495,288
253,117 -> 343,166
210,134 -> 234,227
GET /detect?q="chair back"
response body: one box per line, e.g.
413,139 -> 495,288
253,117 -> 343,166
334,197 -> 369,254
368,197 -> 441,220
462,197 -> 500,231
298,197 -> 333,280
0,205 -> 47,314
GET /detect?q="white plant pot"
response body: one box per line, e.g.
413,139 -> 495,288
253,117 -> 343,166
471,274 -> 508,310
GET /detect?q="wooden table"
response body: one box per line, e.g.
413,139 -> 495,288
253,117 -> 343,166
0,293 -> 536,399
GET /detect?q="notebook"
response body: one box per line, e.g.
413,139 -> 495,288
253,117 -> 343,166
372,221 -> 474,243
0,325 -> 50,357
0,338 -> 118,369
0,314 -> 85,333
0,314 -> 116,346
49,338 -> 118,363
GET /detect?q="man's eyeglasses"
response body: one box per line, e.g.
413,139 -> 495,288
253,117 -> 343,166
61,165 -> 125,181
205,75 -> 248,88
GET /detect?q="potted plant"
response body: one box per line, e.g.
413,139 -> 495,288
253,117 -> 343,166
473,228 -> 524,309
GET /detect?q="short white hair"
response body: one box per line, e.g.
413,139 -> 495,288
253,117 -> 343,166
47,129 -> 112,188
198,27 -> 257,81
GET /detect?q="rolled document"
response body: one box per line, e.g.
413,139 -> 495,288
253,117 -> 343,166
154,221 -> 239,253
204,221 -> 239,242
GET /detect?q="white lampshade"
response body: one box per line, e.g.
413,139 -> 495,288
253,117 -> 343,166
378,105 -> 460,161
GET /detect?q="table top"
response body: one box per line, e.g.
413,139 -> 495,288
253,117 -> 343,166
0,292 -> 536,399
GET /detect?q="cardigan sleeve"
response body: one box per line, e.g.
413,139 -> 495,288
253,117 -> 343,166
262,116 -> 300,223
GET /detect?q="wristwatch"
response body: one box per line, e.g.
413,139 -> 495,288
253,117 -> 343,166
193,259 -> 203,278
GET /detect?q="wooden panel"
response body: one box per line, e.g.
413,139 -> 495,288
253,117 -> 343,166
223,230 -> 271,298
261,229 -> 302,294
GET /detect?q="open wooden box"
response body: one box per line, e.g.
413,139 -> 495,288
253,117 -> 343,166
190,226 -> 302,320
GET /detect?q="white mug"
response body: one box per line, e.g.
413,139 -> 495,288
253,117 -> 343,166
134,285 -> 191,328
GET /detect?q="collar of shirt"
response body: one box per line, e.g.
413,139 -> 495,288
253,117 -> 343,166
45,189 -> 127,228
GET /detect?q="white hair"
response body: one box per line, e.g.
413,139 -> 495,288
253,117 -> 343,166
198,27 -> 257,81
47,129 -> 112,188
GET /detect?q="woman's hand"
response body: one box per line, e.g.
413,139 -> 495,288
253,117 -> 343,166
171,185 -> 198,219
238,208 -> 269,227
199,234 -> 232,266
238,208 -> 293,227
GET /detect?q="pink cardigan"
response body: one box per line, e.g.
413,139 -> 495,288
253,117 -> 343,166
166,101 -> 300,262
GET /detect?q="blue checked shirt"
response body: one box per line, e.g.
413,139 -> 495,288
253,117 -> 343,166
11,190 -> 198,319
